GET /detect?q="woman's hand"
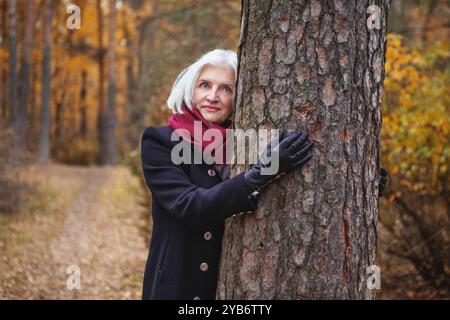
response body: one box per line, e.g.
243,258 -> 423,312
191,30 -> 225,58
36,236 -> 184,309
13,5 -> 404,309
243,130 -> 314,193
379,167 -> 388,197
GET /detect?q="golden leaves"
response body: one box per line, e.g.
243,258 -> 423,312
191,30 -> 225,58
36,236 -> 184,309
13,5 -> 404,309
382,33 -> 449,192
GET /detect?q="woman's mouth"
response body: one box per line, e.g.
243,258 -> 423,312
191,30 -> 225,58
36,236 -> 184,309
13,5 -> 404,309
203,106 -> 220,113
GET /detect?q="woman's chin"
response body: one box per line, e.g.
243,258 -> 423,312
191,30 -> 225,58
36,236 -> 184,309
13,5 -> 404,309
203,115 -> 222,125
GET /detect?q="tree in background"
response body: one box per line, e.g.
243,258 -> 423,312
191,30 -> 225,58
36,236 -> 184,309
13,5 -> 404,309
16,0 -> 36,162
6,0 -> 17,164
37,0 -> 52,163
104,0 -> 117,165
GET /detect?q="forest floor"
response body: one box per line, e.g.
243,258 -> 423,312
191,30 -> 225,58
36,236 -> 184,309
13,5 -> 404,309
0,163 -> 446,299
0,163 -> 150,299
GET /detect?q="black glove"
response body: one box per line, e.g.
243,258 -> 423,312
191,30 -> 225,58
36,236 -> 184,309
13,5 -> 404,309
379,167 -> 388,197
244,130 -> 314,194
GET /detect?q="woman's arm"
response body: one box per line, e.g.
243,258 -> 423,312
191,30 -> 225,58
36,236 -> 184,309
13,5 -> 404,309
140,126 -> 258,228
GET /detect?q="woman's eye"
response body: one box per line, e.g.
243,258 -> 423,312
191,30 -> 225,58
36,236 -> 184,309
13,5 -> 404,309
222,87 -> 232,93
200,83 -> 209,88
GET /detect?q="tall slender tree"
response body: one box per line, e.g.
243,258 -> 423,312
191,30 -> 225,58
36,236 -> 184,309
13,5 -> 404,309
38,0 -> 53,163
0,0 -> 6,129
16,0 -> 36,160
7,0 -> 17,129
105,0 -> 117,164
96,0 -> 106,164
79,69 -> 88,138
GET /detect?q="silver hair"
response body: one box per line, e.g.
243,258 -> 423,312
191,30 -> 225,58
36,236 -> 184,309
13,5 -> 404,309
166,49 -> 237,114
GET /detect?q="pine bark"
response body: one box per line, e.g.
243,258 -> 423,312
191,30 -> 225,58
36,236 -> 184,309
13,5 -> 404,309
218,0 -> 390,299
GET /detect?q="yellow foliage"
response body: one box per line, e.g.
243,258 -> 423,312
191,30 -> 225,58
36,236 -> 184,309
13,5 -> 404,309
382,34 -> 450,193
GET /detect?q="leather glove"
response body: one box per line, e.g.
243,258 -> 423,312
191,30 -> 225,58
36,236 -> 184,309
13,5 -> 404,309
244,130 -> 314,194
379,167 -> 388,197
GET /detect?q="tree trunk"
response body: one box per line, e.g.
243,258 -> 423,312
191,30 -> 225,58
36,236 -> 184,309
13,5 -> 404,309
105,0 -> 117,164
218,0 -> 390,300
421,0 -> 437,44
54,68 -> 67,142
122,6 -> 139,149
37,0 -> 52,163
7,0 -> 17,128
96,0 -> 106,164
6,0 -> 18,164
16,0 -> 36,160
134,0 -> 159,137
79,69 -> 88,138
0,0 -> 6,130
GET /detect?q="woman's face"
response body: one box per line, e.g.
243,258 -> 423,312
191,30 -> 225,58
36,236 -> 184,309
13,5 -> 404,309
192,64 -> 235,125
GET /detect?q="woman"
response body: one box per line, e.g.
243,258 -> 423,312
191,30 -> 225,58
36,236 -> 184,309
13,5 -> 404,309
140,49 -> 387,300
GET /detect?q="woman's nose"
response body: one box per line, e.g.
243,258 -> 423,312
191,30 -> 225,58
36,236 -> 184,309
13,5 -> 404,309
206,87 -> 219,102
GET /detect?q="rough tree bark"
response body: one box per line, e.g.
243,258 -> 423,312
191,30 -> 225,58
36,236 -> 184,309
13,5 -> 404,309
218,0 -> 390,299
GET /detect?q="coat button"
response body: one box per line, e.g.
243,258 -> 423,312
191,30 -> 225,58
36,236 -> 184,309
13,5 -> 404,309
204,231 -> 212,241
193,296 -> 201,300
208,169 -> 216,176
200,262 -> 209,272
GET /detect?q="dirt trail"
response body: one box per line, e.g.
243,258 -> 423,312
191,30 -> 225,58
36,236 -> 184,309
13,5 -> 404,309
0,164 -> 149,299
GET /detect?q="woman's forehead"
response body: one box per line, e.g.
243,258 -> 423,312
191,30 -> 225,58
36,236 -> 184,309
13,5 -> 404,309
198,65 -> 235,85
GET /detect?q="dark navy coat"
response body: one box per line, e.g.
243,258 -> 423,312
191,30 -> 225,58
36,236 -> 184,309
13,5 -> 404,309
140,125 -> 258,300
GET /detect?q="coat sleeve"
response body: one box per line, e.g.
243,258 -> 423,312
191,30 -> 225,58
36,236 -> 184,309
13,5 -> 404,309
140,126 -> 258,227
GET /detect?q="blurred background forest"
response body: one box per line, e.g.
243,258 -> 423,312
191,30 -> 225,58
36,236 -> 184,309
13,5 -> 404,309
0,0 -> 449,299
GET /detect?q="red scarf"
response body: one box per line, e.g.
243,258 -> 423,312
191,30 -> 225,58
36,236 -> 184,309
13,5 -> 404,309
168,103 -> 231,165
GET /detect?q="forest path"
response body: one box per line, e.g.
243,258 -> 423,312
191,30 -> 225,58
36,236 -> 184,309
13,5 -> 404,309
0,164 -> 149,299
